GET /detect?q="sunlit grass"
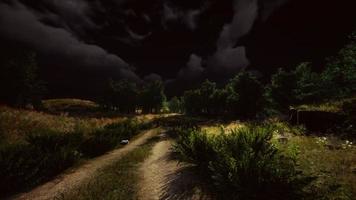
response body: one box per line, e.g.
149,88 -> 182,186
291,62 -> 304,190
201,121 -> 246,135
279,135 -> 356,199
0,106 -> 122,143
199,120 -> 356,199
294,96 -> 356,113
0,102 -> 165,143
43,99 -> 98,110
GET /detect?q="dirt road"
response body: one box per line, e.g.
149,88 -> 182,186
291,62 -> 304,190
13,129 -> 159,200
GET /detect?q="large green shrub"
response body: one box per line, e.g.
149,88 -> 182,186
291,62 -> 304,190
174,125 -> 311,200
174,128 -> 217,171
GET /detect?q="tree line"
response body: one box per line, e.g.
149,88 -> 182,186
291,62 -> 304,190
98,79 -> 166,114
0,33 -> 355,116
172,33 -> 356,118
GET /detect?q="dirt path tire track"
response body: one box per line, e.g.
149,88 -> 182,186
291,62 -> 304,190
12,129 -> 159,200
138,134 -> 211,200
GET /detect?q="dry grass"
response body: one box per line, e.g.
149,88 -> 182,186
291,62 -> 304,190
0,106 -> 123,143
201,121 -> 245,135
43,99 -> 98,110
0,99 -> 167,144
294,96 -> 356,113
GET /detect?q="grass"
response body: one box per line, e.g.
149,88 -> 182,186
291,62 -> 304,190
194,120 -> 356,200
43,99 -> 98,111
294,96 -> 356,113
0,101 -> 160,198
0,119 -> 151,197
279,135 -> 356,199
0,106 -> 121,144
173,125 -> 309,200
57,138 -> 157,200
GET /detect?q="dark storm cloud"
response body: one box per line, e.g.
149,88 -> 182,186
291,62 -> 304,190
0,0 -> 303,98
169,0 -> 288,86
165,54 -> 205,95
177,54 -> 204,81
207,46 -> 249,77
212,0 -> 290,74
126,26 -> 152,41
0,1 -> 140,81
260,0 -> 289,21
162,2 -> 207,31
207,0 -> 258,75
43,0 -> 99,33
205,0 -> 289,79
229,0 -> 259,43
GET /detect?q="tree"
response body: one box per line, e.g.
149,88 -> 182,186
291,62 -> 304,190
267,68 -> 297,111
210,88 -> 229,115
0,51 -> 46,109
112,80 -> 139,114
227,72 -> 265,118
168,96 -> 183,113
322,33 -> 356,97
183,89 -> 203,115
98,79 -> 139,113
294,63 -> 324,104
199,80 -> 217,114
140,80 -> 166,113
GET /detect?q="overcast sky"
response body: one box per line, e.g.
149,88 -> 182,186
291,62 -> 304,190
0,0 -> 355,97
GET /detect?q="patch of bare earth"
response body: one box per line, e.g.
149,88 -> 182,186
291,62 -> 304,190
138,134 -> 211,200
12,129 -> 159,200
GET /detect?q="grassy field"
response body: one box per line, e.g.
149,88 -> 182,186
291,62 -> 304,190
0,105 -> 120,143
0,99 -> 161,197
178,120 -> 356,200
0,99 -> 163,143
294,96 -> 356,113
1,98 -> 355,199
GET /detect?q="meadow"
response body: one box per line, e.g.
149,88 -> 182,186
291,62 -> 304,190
0,99 -> 157,197
0,98 -> 355,200
188,121 -> 356,199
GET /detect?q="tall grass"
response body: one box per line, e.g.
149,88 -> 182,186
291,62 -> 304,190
174,125 -> 311,200
0,118 -> 150,198
80,119 -> 150,157
0,130 -> 83,196
0,106 -> 118,143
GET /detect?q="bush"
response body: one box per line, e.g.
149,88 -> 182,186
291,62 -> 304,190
0,130 -> 83,197
26,129 -> 83,153
174,128 -> 217,172
81,119 -> 142,157
174,125 -> 311,200
0,119 -> 147,197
